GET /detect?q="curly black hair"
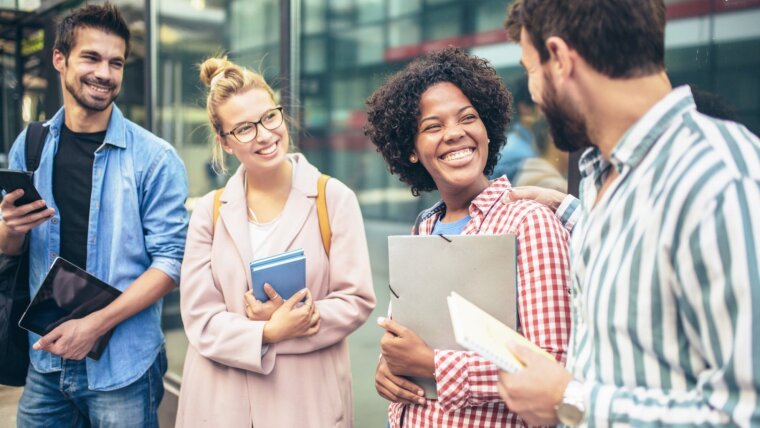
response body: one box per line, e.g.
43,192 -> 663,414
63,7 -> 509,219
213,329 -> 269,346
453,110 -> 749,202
365,47 -> 512,196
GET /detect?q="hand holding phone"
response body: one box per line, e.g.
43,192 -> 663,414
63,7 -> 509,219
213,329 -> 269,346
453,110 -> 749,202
0,169 -> 46,210
0,169 -> 54,240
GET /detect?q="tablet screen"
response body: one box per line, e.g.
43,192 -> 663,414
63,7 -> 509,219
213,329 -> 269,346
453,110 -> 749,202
18,257 -> 121,359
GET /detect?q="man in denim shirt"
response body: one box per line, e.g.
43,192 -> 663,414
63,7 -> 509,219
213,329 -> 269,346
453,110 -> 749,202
0,4 -> 188,426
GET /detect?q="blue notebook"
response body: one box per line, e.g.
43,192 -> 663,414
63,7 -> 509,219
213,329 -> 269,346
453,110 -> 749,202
249,249 -> 306,302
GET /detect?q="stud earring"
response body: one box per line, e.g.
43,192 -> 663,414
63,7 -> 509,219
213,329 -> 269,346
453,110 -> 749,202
409,154 -> 418,163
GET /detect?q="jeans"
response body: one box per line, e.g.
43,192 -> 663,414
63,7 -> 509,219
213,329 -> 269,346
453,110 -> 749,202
17,349 -> 167,428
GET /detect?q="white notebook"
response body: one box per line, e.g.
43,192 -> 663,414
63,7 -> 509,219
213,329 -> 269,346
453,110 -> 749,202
447,292 -> 554,373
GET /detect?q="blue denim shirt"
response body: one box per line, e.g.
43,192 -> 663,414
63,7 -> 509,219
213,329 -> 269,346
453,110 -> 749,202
8,105 -> 189,391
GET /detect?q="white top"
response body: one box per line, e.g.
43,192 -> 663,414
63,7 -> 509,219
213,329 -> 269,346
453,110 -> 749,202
248,216 -> 281,260
245,157 -> 294,258
248,217 -> 280,357
245,159 -> 294,356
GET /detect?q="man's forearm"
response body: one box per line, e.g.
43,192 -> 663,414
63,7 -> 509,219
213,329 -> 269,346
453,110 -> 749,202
88,267 -> 177,336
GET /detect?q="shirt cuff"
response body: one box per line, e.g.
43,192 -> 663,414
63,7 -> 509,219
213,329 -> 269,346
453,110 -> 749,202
434,349 -> 470,412
556,195 -> 581,232
585,380 -> 618,427
149,256 -> 181,287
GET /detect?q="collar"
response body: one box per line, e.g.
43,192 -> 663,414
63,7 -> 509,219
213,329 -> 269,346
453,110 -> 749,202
578,147 -> 605,179
578,85 -> 696,177
469,176 -> 512,217
44,104 -> 127,149
417,176 -> 513,224
611,85 -> 695,171
221,153 -> 320,203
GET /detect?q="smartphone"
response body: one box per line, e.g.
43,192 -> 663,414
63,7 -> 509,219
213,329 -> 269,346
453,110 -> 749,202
0,169 -> 47,214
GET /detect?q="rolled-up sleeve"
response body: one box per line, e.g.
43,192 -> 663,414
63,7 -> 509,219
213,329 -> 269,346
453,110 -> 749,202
140,147 -> 189,286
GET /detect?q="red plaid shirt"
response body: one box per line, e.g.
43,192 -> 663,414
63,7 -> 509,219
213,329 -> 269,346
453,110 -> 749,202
388,177 -> 571,427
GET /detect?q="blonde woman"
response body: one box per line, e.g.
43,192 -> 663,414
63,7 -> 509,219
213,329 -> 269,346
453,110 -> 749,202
176,57 -> 376,427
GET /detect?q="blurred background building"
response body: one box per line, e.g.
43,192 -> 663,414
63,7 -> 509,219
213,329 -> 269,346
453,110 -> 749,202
1,0 -> 759,425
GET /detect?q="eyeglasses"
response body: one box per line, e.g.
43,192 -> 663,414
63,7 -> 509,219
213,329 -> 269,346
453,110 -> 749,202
219,106 -> 284,144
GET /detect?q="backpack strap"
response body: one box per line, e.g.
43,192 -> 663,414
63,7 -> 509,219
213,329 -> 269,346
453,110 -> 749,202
316,174 -> 331,257
212,188 -> 224,233
24,122 -> 49,172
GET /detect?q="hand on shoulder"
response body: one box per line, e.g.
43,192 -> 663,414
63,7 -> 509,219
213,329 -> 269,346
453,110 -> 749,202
503,186 -> 567,212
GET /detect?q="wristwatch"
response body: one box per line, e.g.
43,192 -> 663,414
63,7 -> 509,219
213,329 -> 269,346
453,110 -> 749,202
555,379 -> 585,426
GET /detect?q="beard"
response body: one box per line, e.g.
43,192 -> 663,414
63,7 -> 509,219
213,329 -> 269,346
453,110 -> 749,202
540,73 -> 593,153
64,75 -> 119,112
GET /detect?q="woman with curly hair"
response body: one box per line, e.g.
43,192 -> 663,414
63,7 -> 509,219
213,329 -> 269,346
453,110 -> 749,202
176,56 -> 376,427
365,47 -> 571,427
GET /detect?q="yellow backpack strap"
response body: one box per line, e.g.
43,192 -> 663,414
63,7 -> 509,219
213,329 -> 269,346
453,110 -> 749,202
212,188 -> 224,233
316,174 -> 331,257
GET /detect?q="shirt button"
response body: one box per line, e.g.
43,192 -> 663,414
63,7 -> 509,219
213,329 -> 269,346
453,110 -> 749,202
51,218 -> 58,224
50,252 -> 56,258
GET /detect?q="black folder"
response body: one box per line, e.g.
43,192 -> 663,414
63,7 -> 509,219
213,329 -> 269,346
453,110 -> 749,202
18,257 -> 121,360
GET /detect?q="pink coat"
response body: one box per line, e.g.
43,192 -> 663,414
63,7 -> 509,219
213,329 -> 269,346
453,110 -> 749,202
176,154 -> 376,428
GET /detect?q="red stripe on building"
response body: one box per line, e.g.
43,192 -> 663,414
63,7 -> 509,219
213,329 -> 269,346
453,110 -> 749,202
667,0 -> 760,19
384,0 -> 760,63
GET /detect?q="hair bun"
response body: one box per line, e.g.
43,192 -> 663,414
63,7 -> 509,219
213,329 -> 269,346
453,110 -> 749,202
200,56 -> 230,87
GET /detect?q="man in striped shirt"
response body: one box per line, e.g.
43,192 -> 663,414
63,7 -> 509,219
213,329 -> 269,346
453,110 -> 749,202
497,0 -> 760,426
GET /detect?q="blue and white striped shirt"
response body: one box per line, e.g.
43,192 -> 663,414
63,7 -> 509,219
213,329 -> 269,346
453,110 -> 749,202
557,86 -> 760,426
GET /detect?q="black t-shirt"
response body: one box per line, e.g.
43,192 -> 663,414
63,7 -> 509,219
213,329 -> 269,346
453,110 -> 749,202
53,125 -> 106,269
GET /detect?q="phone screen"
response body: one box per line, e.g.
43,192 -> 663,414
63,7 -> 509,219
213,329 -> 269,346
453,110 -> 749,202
0,169 -> 46,212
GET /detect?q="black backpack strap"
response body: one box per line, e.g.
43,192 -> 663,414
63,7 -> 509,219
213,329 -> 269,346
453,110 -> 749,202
24,122 -> 49,172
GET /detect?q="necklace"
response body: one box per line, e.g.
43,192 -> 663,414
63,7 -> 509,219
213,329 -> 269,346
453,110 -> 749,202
247,207 -> 260,224
243,174 -> 261,224
243,163 -> 292,225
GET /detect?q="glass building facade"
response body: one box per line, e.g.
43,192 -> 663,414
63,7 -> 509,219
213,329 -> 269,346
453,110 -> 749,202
1,0 -> 759,424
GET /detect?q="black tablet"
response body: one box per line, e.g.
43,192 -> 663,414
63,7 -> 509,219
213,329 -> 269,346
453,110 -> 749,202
18,258 -> 122,360
0,169 -> 46,213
